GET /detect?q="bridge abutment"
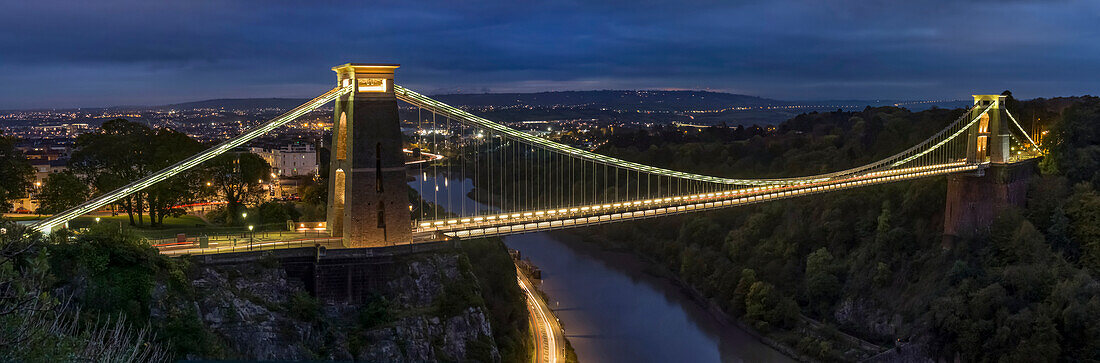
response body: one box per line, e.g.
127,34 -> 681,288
942,160 -> 1035,248
943,94 -> 1036,249
193,242 -> 456,304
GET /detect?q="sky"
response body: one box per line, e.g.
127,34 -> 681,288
2,0 -> 1099,109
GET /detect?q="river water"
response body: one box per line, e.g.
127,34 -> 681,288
411,173 -> 793,363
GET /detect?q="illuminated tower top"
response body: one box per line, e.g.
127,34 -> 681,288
332,63 -> 399,96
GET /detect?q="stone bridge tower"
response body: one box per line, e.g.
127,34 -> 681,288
326,63 -> 412,247
964,95 -> 1012,164
943,94 -> 1034,248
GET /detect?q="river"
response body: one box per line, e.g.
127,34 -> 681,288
411,173 -> 793,363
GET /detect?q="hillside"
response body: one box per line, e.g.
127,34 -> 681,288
433,90 -> 785,111
573,95 -> 1100,361
156,98 -> 314,110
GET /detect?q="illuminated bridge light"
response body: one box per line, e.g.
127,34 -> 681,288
46,83 -> 1019,243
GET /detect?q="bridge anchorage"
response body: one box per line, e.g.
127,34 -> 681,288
27,62 -> 1042,254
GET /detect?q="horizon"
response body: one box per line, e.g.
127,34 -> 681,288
1,88 -> 1031,112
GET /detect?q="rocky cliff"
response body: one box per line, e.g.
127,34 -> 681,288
149,251 -> 502,361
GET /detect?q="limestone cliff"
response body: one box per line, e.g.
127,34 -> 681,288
149,251 -> 502,361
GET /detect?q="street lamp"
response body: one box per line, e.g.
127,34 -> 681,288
248,225 -> 254,250
94,217 -> 100,223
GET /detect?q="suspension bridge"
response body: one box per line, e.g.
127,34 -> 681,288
28,64 -> 1041,253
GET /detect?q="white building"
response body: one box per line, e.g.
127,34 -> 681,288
250,144 -> 318,177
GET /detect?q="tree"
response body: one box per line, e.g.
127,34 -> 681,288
745,281 -> 798,330
255,201 -> 301,228
206,152 -> 270,225
731,268 -> 758,315
0,132 -> 33,212
144,129 -> 206,226
35,172 -> 89,215
0,222 -> 167,361
71,120 -> 208,227
70,119 -> 154,226
805,247 -> 841,310
1066,184 -> 1100,270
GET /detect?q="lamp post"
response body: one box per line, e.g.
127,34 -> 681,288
248,225 -> 254,251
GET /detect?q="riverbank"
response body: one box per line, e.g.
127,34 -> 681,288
545,230 -> 811,361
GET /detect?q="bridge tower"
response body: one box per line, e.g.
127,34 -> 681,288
326,63 -> 412,247
943,94 -> 1033,247
965,95 -> 1012,164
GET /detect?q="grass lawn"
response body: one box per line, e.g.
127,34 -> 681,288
3,214 -> 208,227
5,213 -> 290,240
67,214 -> 209,229
5,215 -> 47,221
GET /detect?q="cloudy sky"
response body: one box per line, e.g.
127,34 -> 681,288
2,0 -> 1099,109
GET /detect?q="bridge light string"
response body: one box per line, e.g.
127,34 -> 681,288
889,103 -> 991,168
1004,109 -> 1039,148
402,89 -> 998,229
414,161 -> 977,233
398,85 -> 992,229
30,84 -> 354,234
396,85 -> 985,189
399,105 -> 733,222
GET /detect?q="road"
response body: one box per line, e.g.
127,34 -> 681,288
516,265 -> 565,363
155,232 -> 342,256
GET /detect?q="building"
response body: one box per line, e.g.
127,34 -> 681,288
250,144 -> 318,177
9,144 -> 70,213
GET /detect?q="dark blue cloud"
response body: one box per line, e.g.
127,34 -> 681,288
1,0 -> 1097,108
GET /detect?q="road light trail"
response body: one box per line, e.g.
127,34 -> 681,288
517,266 -> 562,363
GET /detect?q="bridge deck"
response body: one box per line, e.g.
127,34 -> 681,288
413,162 -> 982,240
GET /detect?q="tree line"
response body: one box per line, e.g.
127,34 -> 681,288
575,94 -> 1100,361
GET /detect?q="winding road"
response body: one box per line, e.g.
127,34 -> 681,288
517,265 -> 565,363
